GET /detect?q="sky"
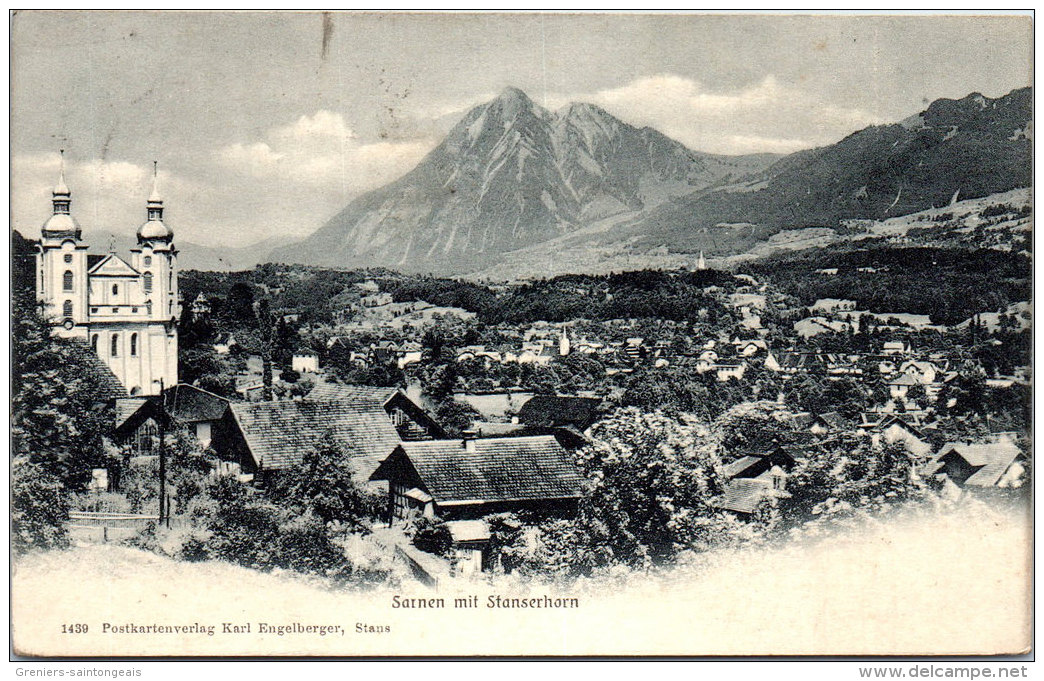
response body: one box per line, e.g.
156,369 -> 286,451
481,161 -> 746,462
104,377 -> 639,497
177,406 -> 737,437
11,11 -> 1033,248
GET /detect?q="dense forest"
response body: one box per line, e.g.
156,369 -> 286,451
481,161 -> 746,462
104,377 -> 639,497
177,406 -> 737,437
746,245 -> 1031,326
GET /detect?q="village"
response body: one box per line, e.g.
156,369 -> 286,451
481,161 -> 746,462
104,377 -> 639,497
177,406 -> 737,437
31,233 -> 1026,584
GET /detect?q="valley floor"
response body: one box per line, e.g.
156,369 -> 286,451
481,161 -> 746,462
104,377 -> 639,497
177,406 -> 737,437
12,498 -> 1030,657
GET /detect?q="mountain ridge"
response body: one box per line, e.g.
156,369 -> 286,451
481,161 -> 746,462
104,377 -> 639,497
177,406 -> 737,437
272,85 -> 1031,278
273,87 -> 780,273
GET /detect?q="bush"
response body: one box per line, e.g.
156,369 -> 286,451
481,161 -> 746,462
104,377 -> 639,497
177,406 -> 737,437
410,517 -> 453,556
12,457 -> 70,554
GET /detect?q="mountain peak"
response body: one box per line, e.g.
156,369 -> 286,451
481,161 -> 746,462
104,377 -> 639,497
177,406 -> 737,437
494,86 -> 533,105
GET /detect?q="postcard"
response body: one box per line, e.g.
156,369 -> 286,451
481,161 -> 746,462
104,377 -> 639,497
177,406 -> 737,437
10,11 -> 1032,658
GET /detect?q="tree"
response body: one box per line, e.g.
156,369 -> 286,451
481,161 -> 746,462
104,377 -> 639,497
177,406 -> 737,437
269,438 -> 376,530
12,290 -> 117,490
12,457 -> 70,554
578,408 -> 726,566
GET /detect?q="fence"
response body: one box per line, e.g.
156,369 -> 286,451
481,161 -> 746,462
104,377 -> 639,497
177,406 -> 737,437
67,511 -> 162,543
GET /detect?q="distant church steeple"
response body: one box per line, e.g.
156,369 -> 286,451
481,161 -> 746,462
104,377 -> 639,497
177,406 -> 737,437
696,250 -> 707,271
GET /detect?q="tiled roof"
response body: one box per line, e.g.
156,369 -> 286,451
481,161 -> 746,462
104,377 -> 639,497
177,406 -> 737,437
115,398 -> 148,428
517,395 -> 601,428
228,398 -> 402,475
723,455 -> 763,479
932,441 -> 1023,487
379,435 -> 584,504
66,340 -> 127,401
714,478 -> 773,514
166,384 -> 231,422
307,382 -> 397,407
816,412 -> 848,431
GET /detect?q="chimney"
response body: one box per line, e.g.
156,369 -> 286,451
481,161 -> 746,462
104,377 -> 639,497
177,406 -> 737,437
462,429 -> 479,452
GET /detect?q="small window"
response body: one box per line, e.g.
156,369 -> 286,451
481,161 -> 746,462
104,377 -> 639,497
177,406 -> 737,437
62,300 -> 73,318
90,307 -> 98,313
131,307 -> 138,313
112,284 -> 119,296
110,334 -> 119,357
112,307 -> 119,314
143,256 -> 152,267
91,334 -> 98,352
143,272 -> 153,293
63,254 -> 72,264
63,270 -> 73,292
130,333 -> 137,356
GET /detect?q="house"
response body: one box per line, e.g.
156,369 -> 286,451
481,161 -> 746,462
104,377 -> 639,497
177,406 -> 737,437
291,349 -> 319,374
714,446 -> 795,515
517,395 -> 602,431
114,383 -> 234,456
307,383 -> 445,441
859,413 -> 932,458
809,412 -> 848,435
882,341 -> 910,356
223,398 -> 407,483
397,342 -> 424,368
733,339 -> 767,357
369,435 -> 584,523
714,474 -> 786,515
722,445 -> 797,480
715,363 -> 746,382
926,441 -> 1026,490
886,373 -> 919,401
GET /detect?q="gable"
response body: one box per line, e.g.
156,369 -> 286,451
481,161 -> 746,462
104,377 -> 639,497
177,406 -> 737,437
88,253 -> 141,277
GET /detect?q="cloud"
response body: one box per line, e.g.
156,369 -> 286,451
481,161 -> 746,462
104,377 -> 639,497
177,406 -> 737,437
548,74 -> 883,155
12,153 -> 197,238
216,109 -> 434,193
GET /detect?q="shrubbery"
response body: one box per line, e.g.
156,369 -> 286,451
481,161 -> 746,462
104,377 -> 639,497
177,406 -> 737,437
12,457 -> 70,555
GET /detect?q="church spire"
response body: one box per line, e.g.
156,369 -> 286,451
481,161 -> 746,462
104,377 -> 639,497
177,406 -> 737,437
42,149 -> 80,238
52,149 -> 71,214
147,161 -> 163,220
137,160 -> 173,244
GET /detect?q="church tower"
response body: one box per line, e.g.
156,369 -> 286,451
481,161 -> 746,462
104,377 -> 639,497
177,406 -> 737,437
36,151 -> 89,339
35,155 -> 179,396
127,162 -> 180,393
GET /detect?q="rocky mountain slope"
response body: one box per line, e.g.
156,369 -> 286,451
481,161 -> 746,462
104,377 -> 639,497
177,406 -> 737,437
273,87 -> 777,274
274,86 -> 1031,279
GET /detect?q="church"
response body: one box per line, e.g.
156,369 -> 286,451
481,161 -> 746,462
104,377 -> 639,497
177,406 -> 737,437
35,156 -> 179,396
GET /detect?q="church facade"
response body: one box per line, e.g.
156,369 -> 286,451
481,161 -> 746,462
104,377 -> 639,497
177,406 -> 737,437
35,159 -> 179,396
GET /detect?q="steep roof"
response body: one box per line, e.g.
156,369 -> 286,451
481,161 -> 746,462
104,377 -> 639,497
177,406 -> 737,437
517,395 -> 602,428
722,455 -> 763,479
66,340 -> 127,401
228,398 -> 401,475
165,384 -> 231,423
714,478 -> 773,514
307,382 -> 398,407
372,435 -> 583,505
932,441 -> 1024,487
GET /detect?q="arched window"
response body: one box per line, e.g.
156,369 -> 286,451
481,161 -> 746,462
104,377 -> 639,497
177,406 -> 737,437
130,333 -> 138,356
112,284 -> 119,297
62,300 -> 73,318
110,334 -> 119,357
91,334 -> 98,352
63,270 -> 73,292
143,272 -> 153,293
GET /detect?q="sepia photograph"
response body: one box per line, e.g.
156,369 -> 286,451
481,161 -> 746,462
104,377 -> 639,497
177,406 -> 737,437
8,10 -> 1033,660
